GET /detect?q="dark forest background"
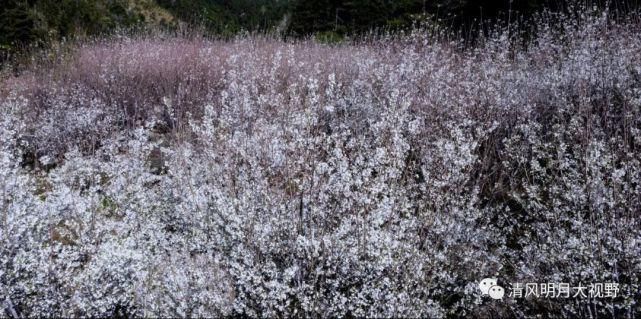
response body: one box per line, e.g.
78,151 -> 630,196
1,0 -> 639,58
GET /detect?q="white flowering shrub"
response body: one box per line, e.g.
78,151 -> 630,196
1,8 -> 640,318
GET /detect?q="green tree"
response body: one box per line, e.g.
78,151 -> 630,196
0,1 -> 41,46
290,0 -> 340,34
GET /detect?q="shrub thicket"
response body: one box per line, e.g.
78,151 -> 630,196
1,7 -> 641,318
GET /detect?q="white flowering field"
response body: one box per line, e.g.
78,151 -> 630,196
1,10 -> 640,318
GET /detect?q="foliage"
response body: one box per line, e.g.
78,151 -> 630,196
1,7 -> 641,318
2,0 -> 639,58
0,0 -> 176,62
314,31 -> 345,44
156,0 -> 293,35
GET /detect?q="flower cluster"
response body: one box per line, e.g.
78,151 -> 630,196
1,8 -> 640,318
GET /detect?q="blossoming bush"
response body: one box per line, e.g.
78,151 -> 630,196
1,8 -> 640,318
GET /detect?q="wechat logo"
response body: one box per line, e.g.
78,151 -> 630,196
479,278 -> 505,300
